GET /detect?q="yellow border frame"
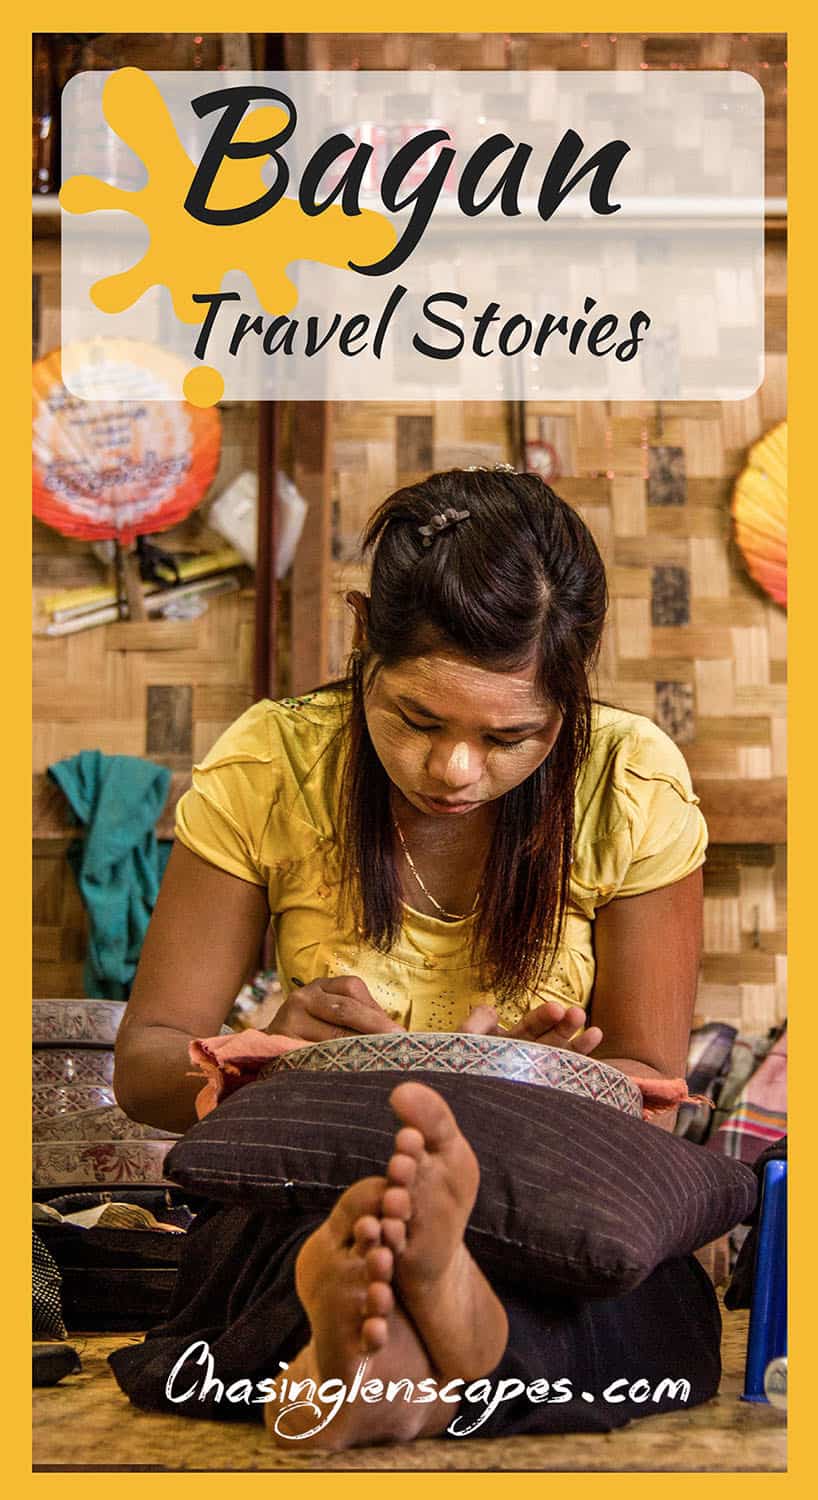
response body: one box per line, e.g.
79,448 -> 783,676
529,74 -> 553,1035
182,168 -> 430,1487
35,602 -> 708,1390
16,7 -> 802,1491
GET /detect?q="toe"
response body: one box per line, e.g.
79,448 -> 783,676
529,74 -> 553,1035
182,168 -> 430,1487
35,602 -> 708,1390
382,1184 -> 412,1221
390,1081 -> 459,1153
381,1217 -> 407,1254
328,1177 -> 386,1242
353,1214 -> 382,1253
393,1125 -> 425,1160
361,1315 -> 388,1351
365,1243 -> 394,1283
387,1150 -> 419,1189
365,1280 -> 394,1319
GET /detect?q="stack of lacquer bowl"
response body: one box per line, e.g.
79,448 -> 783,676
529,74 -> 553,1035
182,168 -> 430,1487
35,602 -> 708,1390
33,999 -> 177,1190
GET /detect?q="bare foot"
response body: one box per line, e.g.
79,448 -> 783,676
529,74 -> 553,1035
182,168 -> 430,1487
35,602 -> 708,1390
382,1080 -> 509,1380
265,1176 -> 452,1450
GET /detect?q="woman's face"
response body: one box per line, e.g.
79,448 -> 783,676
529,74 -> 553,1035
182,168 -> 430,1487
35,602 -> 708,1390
363,650 -> 563,818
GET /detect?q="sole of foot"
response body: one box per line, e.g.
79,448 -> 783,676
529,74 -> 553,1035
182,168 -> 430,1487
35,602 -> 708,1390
266,1174 -> 452,1450
383,1080 -> 509,1381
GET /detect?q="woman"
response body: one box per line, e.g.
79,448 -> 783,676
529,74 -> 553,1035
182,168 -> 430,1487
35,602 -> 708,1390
112,466 -> 716,1447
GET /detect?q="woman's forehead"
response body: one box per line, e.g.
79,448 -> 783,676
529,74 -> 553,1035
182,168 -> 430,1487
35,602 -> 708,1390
376,653 -> 552,718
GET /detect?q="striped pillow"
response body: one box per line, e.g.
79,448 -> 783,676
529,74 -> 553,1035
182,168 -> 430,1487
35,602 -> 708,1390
165,1069 -> 757,1297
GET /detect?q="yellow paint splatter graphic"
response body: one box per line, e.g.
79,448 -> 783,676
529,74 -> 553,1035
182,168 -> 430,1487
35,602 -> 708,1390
59,68 -> 397,405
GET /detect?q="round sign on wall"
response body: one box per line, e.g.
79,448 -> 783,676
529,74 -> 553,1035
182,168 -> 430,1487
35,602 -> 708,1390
33,339 -> 222,545
731,421 -> 787,609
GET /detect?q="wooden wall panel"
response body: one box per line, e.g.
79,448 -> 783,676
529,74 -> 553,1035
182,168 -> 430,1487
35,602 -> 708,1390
290,404 -> 334,694
33,839 -> 88,998
33,588 -> 256,771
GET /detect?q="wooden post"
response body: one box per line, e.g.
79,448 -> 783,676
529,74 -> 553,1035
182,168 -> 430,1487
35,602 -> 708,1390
122,550 -> 147,621
251,31 -> 288,704
254,402 -> 280,701
114,540 -> 147,621
290,403 -> 333,695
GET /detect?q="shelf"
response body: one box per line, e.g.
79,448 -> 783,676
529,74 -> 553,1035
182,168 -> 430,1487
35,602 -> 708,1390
33,194 -> 60,239
33,770 -> 785,848
696,778 -> 786,846
33,194 -> 787,238
33,770 -> 192,842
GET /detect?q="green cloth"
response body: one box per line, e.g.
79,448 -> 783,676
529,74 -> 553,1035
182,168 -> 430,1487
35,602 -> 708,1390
48,751 -> 173,999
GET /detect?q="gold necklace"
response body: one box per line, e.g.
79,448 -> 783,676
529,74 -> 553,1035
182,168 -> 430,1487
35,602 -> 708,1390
393,815 -> 481,921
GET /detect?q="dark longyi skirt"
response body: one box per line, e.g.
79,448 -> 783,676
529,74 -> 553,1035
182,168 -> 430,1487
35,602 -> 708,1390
108,1197 -> 722,1441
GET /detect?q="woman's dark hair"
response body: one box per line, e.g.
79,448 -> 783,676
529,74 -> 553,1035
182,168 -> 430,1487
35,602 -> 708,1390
333,467 -> 608,1003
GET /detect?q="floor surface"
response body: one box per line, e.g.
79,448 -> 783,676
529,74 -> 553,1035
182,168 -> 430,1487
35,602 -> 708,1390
33,1297 -> 786,1472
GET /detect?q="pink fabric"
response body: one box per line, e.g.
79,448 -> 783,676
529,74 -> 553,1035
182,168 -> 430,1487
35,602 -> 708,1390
189,1029 -> 710,1123
189,1031 -> 307,1119
635,1075 -> 711,1121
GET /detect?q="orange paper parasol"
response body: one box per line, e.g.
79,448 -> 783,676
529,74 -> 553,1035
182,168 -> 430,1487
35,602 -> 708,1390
33,339 -> 221,546
731,421 -> 787,609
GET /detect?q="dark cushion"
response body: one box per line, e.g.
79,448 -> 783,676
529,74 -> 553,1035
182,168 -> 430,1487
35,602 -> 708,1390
165,1070 -> 757,1298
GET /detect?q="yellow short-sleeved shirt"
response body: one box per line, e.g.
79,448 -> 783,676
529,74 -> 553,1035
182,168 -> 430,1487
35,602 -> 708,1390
175,688 -> 707,1032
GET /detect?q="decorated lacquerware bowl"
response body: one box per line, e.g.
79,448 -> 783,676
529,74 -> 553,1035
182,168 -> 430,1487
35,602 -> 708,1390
33,999 -> 125,1047
32,1140 -> 175,1189
32,1049 -> 116,1086
33,1085 -> 116,1118
33,1105 -> 175,1143
31,1002 -> 177,1188
261,1032 -> 642,1119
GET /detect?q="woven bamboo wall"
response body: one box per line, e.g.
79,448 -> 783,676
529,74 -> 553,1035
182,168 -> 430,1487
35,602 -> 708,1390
287,31 -> 786,199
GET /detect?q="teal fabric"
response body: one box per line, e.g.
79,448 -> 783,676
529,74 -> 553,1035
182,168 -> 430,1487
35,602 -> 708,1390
48,751 -> 173,999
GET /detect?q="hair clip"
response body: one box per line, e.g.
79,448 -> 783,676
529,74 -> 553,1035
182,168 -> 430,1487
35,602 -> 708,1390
463,462 -> 517,473
417,507 -> 471,547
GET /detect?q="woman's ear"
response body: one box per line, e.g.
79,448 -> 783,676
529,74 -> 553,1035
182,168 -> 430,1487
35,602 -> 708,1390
345,591 -> 371,650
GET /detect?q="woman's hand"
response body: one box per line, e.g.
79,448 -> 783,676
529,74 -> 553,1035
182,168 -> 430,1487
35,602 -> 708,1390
462,999 -> 603,1055
271,976 -> 406,1043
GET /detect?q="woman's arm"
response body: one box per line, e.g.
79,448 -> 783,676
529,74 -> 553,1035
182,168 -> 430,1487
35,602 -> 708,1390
115,842 -> 404,1133
590,866 -> 704,1129
114,842 -> 271,1133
